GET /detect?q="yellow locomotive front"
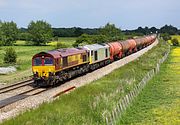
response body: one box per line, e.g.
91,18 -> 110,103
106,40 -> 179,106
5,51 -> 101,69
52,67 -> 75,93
32,52 -> 55,86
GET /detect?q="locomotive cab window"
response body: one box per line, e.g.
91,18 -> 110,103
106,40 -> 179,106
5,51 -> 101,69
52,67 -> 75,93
44,57 -> 54,66
34,57 -> 42,66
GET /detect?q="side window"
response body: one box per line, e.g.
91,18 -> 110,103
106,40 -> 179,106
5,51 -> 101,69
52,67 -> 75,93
105,48 -> 108,57
88,52 -> 90,58
94,51 -> 98,61
83,55 -> 86,62
63,57 -> 68,67
91,50 -> 93,56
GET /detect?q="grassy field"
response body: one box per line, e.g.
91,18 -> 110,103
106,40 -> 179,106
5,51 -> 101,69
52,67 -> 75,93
117,47 -> 180,124
1,40 -> 169,125
0,37 -> 76,84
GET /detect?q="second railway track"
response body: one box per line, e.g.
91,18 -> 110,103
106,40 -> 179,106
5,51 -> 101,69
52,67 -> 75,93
0,79 -> 33,94
0,87 -> 48,109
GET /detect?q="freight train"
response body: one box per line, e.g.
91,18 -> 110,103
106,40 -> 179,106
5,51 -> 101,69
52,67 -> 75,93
32,35 -> 157,86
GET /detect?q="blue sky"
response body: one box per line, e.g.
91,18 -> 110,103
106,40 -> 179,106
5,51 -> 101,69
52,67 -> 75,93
0,0 -> 179,29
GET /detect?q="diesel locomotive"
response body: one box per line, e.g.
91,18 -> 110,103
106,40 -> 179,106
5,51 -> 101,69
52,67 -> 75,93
32,35 -> 156,86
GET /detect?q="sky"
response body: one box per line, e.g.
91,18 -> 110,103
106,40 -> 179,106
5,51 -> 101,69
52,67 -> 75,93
0,0 -> 179,30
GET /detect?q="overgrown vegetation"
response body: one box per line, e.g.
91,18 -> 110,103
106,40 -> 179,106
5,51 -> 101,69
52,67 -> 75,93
1,40 -> 169,125
117,47 -> 180,125
3,47 -> 17,64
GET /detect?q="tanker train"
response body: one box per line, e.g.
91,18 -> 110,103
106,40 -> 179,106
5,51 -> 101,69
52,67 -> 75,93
32,35 -> 157,86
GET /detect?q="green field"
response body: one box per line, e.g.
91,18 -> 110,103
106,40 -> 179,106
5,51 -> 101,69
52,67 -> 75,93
0,37 -> 76,84
117,47 -> 180,124
1,40 -> 169,125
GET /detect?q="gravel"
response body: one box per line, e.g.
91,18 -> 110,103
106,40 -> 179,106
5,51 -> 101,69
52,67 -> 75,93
0,39 -> 158,123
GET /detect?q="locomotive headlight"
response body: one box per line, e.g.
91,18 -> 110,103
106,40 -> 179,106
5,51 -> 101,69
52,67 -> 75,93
33,71 -> 38,77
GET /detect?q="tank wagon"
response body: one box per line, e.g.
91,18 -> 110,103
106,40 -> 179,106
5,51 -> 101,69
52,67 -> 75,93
107,42 -> 122,61
32,35 -> 157,86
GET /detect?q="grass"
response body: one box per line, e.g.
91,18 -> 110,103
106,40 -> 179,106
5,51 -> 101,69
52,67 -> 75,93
0,37 -> 76,84
0,40 -> 169,125
117,47 -> 180,125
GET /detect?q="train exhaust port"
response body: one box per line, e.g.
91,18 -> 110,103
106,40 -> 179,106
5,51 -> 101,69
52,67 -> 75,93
53,86 -> 76,98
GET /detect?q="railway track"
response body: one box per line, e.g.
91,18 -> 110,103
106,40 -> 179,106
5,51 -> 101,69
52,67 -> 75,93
0,87 -> 48,109
0,79 -> 33,94
0,78 -> 49,109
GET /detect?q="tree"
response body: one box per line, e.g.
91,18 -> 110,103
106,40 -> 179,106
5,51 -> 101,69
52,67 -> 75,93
0,21 -> 19,46
74,27 -> 83,37
171,38 -> 179,46
4,47 -> 17,64
160,25 -> 178,35
99,23 -> 122,38
73,23 -> 124,47
73,34 -> 92,47
149,27 -> 158,34
73,34 -> 108,47
28,20 -> 52,45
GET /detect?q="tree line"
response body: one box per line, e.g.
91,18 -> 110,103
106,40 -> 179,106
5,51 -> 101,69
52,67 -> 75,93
0,20 -> 180,46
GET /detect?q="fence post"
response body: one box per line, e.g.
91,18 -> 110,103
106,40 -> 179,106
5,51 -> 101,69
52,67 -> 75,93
109,112 -> 113,125
112,110 -> 116,125
126,95 -> 130,105
105,116 -> 109,125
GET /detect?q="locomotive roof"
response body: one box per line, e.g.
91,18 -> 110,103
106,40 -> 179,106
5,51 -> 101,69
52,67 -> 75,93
83,43 -> 109,50
33,48 -> 87,59
48,48 -> 87,58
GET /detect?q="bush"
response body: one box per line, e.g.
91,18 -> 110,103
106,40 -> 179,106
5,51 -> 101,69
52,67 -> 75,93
4,47 -> 17,64
56,42 -> 68,49
171,38 -> 179,46
161,33 -> 171,41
